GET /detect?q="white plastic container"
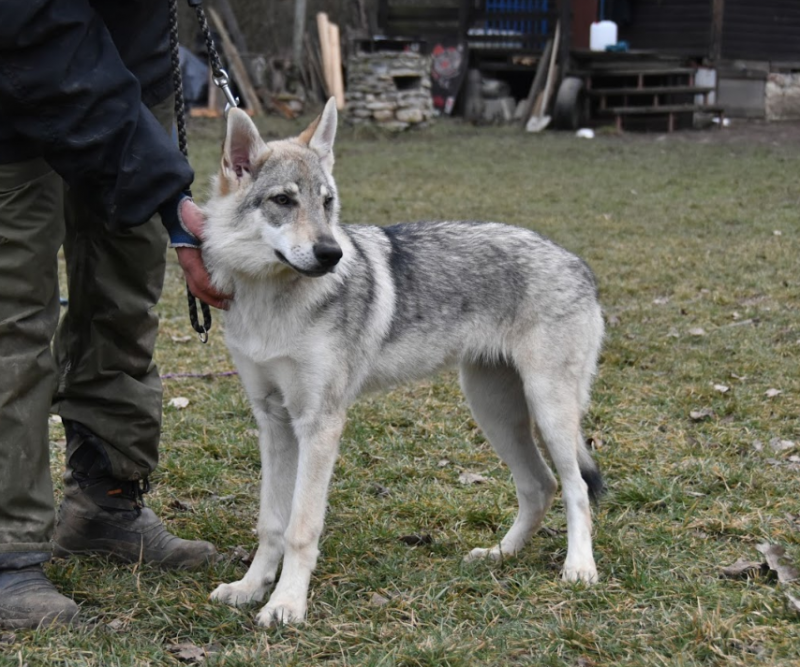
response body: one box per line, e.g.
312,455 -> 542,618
590,20 -> 618,51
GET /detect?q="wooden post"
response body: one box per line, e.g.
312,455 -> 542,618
208,7 -> 264,115
215,0 -> 248,58
328,21 -> 346,110
316,12 -> 333,98
559,0 -> 571,84
292,0 -> 307,68
710,0 -> 725,62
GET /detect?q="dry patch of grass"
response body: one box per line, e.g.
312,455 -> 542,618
6,116 -> 800,666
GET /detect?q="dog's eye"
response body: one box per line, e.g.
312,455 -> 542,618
272,194 -> 293,206
323,196 -> 334,209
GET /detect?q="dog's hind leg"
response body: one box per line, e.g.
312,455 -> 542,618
520,350 -> 601,584
211,384 -> 298,607
460,360 -> 558,563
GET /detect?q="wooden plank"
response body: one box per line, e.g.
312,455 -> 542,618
304,34 -> 326,102
328,21 -> 346,110
215,0 -> 248,58
207,7 -> 264,115
570,67 -> 696,77
525,20 -> 560,132
316,13 -> 334,99
600,104 -> 725,115
587,86 -> 715,96
517,38 -> 552,124
710,0 -> 725,62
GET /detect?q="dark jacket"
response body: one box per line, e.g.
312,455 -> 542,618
0,0 -> 194,229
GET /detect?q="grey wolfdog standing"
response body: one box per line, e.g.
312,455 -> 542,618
202,98 -> 605,627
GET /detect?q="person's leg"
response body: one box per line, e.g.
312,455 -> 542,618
52,96 -> 215,567
0,158 -> 79,628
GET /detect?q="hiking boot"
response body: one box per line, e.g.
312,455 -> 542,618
0,565 -> 79,630
53,422 -> 216,570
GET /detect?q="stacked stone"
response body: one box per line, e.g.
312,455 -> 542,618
345,51 -> 434,131
766,72 -> 800,121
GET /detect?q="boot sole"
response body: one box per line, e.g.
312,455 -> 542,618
0,608 -> 79,630
53,539 -> 214,570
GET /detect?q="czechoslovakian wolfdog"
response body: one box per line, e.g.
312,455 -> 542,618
203,99 -> 605,627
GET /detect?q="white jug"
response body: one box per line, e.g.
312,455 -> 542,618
590,20 -> 618,51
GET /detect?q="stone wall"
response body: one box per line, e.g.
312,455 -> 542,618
345,51 -> 434,131
766,72 -> 800,121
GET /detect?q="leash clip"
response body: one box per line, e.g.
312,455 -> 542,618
213,68 -> 240,115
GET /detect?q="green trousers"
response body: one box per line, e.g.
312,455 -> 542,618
0,98 -> 173,557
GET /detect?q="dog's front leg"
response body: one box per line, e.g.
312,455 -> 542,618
211,404 -> 298,607
255,412 -> 345,628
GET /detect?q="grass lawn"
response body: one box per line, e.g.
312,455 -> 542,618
4,114 -> 799,666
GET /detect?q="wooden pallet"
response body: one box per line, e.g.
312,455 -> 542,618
600,104 -> 725,132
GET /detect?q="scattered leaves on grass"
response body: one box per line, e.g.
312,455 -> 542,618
720,558 -> 767,579
370,482 -> 391,497
688,327 -> 707,337
230,545 -> 255,565
459,472 -> 488,485
765,388 -> 782,398
653,296 -> 670,305
106,618 -> 127,632
170,335 -> 193,343
586,436 -> 603,451
769,438 -> 795,452
689,408 -> 715,422
167,641 -> 205,663
728,639 -> 765,657
169,499 -> 193,512
437,458 -> 451,467
725,318 -> 758,328
168,397 -> 190,409
399,533 -> 433,546
370,592 -> 391,607
756,543 -> 800,584
713,384 -> 730,393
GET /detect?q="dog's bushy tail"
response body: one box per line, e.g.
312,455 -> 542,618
578,442 -> 605,504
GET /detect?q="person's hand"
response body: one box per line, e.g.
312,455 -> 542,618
174,199 -> 231,310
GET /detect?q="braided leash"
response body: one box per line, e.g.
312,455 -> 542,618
168,0 -> 235,343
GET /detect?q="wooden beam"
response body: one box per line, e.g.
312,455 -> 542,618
518,38 -> 553,125
208,7 -> 264,115
214,0 -> 248,58
328,21 -> 346,110
292,0 -> 307,67
559,0 -> 571,84
710,0 -> 725,62
316,12 -> 333,98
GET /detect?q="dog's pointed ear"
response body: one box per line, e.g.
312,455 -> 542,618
221,108 -> 268,185
298,97 -> 337,172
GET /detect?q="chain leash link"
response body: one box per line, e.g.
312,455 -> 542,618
168,0 -> 215,342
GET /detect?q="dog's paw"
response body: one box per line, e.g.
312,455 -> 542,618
210,579 -> 269,607
561,562 -> 599,585
464,545 -> 505,563
255,600 -> 307,628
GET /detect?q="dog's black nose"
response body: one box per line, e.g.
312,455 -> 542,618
313,241 -> 343,268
